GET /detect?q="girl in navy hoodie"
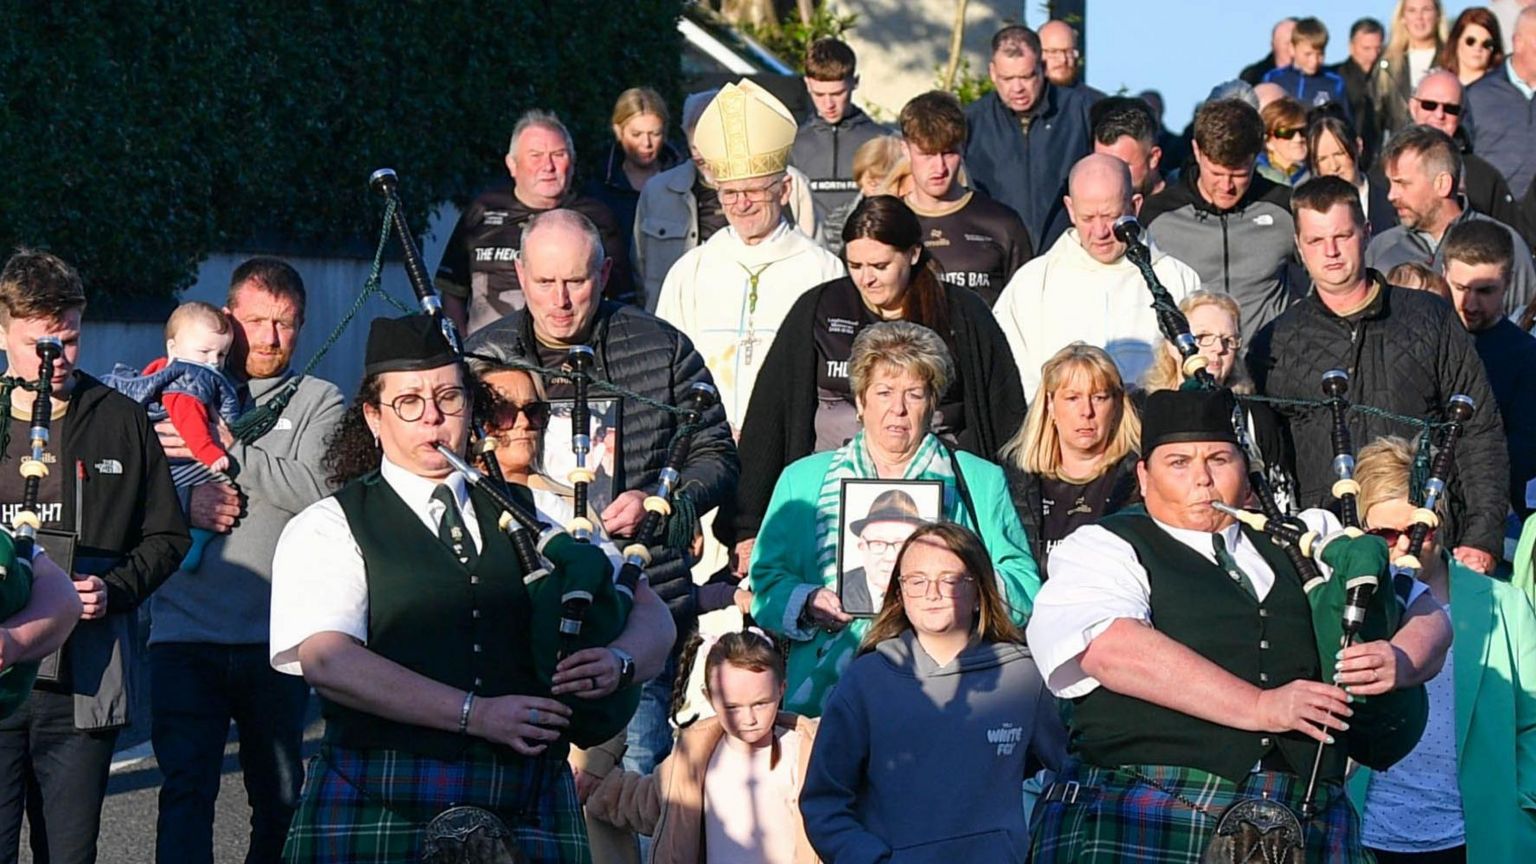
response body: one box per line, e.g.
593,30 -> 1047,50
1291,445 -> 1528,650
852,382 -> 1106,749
801,523 -> 1066,863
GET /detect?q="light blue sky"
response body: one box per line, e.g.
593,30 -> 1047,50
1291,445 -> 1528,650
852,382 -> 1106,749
1079,0 -> 1485,128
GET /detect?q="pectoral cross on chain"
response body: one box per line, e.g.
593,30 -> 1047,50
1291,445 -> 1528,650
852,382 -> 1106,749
738,261 -> 775,366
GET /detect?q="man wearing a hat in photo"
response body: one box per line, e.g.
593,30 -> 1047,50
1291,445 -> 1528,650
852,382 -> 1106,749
654,79 -> 845,431
842,488 -> 929,615
269,314 -> 674,863
1026,387 -> 1452,863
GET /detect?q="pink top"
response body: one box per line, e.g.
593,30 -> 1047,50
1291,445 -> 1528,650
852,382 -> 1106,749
702,728 -> 803,864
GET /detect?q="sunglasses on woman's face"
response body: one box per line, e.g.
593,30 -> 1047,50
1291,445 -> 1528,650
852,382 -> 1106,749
1271,127 -> 1302,140
492,399 -> 551,430
1463,35 -> 1496,50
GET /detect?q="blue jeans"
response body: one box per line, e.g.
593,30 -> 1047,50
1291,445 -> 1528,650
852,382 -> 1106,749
620,655 -> 677,775
150,642 -> 308,864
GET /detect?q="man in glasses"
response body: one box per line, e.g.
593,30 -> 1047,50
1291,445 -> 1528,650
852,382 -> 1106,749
468,209 -> 737,779
1250,175 -> 1508,575
1366,125 -> 1536,315
1028,385 -> 1450,862
995,153 -> 1201,401
1408,70 -> 1529,243
655,80 -> 844,431
149,258 -> 346,863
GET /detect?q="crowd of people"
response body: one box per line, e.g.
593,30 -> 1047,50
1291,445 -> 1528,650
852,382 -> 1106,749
0,3 -> 1535,863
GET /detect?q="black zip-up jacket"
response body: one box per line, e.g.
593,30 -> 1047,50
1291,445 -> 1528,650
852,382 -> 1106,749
1248,274 -> 1508,556
1141,165 -> 1299,345
465,302 -> 739,634
790,106 -> 885,252
46,372 -> 191,611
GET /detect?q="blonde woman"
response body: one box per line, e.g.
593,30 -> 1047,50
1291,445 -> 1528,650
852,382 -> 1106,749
1348,436 -> 1536,863
1002,344 -> 1142,570
1141,291 -> 1298,513
587,87 -> 681,249
1376,0 -> 1449,137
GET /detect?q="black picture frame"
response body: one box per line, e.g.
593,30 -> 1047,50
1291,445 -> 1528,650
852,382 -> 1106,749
835,478 -> 944,617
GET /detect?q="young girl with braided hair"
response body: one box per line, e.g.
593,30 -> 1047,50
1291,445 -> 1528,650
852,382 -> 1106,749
583,627 -> 821,864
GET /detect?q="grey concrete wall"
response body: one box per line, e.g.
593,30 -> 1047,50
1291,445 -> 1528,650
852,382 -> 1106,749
70,204 -> 460,401
838,1 -> 1031,118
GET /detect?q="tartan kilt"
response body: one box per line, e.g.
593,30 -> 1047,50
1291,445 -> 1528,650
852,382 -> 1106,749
1029,763 -> 1373,864
283,743 -> 591,864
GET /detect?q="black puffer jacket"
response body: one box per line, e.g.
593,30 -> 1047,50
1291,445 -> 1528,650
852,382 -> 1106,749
1004,452 -> 1141,569
466,302 -> 740,632
1248,273 -> 1508,556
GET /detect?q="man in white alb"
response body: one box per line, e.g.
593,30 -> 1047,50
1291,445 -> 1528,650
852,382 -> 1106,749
993,153 -> 1201,400
655,80 -> 845,430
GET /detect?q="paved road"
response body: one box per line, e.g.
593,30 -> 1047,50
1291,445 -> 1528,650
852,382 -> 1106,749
18,703 -> 323,864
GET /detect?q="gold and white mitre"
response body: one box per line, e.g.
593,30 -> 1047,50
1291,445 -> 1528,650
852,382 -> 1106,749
692,80 -> 797,182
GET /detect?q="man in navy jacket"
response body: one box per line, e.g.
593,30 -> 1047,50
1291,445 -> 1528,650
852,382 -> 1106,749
964,24 -> 1094,251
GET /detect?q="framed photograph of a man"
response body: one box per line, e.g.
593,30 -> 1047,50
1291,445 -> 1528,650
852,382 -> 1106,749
542,397 -> 620,516
837,479 -> 944,617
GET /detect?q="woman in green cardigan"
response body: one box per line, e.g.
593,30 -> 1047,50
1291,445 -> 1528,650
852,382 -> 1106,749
748,320 -> 1040,717
1349,436 -> 1536,863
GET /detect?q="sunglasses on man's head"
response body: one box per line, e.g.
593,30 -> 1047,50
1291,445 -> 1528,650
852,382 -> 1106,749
1463,35 -> 1496,51
1414,97 -> 1463,116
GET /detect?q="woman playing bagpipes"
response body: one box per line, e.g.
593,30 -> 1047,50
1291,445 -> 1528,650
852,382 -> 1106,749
1026,387 -> 1453,863
269,314 -> 675,864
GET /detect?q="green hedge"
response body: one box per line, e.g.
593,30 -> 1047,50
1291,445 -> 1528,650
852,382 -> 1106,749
0,0 -> 685,304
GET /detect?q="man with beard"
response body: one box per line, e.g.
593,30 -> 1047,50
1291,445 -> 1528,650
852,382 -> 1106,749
148,258 -> 346,863
1365,124 -> 1536,315
436,110 -> 632,334
1408,70 -> 1528,241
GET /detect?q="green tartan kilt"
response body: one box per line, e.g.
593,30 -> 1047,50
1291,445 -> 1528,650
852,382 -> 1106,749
1030,763 -> 1373,864
282,743 -> 591,864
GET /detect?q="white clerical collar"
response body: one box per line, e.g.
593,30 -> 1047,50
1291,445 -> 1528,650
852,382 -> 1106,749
1149,513 -> 1243,565
379,455 -> 470,512
720,219 -> 795,262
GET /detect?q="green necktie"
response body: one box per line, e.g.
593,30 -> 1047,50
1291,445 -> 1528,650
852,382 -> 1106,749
431,484 -> 478,569
1212,533 -> 1258,601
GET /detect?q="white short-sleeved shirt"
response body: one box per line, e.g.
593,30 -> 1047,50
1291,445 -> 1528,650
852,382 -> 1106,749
269,458 -> 622,675
1026,508 -> 1354,699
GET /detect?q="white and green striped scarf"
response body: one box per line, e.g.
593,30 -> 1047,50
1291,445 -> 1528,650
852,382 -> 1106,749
789,431 -> 960,712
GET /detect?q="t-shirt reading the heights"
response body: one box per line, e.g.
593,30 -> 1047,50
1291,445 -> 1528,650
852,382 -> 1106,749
908,190 -> 1034,307
0,410 -> 67,532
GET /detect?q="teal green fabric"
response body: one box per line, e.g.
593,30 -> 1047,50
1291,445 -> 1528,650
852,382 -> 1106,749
1516,512 -> 1536,609
1347,557 -> 1536,863
749,438 -> 1040,717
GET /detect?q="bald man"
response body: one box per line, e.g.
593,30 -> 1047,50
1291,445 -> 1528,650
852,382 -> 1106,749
1040,20 -> 1104,100
994,154 -> 1202,399
1467,6 -> 1536,197
1241,18 -> 1298,85
1414,70 -> 1532,241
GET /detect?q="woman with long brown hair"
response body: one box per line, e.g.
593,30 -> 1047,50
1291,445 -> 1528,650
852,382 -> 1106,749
1440,7 -> 1505,87
800,523 -> 1064,861
721,195 -> 1026,569
1002,344 -> 1141,571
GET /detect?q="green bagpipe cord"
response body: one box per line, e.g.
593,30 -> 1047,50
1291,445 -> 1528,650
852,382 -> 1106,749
0,531 -> 40,721
1312,533 -> 1429,770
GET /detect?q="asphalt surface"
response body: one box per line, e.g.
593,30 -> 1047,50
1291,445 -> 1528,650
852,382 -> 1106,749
17,699 -> 324,864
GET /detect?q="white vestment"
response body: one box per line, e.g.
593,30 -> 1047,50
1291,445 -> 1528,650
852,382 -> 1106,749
993,229 -> 1202,401
655,220 -> 844,426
